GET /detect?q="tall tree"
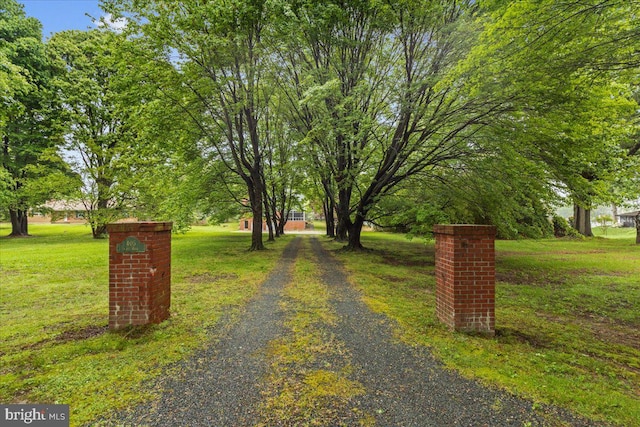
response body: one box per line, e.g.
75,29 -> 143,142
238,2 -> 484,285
278,0 -> 513,249
621,87 -> 640,244
261,91 -> 303,239
102,0 -> 639,248
0,0 -> 74,236
471,0 -> 640,237
107,0 -> 276,250
48,29 -> 140,238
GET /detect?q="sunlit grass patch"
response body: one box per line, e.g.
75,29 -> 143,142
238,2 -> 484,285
593,226 -> 637,239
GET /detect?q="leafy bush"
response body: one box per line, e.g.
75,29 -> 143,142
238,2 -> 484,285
552,215 -> 582,238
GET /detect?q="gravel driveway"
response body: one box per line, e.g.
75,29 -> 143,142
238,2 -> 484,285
108,236 -> 597,427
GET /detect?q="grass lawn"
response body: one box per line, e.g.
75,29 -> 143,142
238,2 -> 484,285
0,223 -> 291,426
593,225 -> 637,239
323,231 -> 639,427
2,223 -> 638,426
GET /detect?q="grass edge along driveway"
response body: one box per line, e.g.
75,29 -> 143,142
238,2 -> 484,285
324,232 -> 639,427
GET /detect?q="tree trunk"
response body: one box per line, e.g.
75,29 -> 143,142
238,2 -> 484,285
93,224 -> 108,239
635,212 -> 640,244
277,189 -> 287,236
327,198 -> 335,238
321,179 -> 335,238
263,193 -> 275,242
274,212 -> 282,237
336,215 -> 349,241
335,187 -> 351,242
345,214 -> 365,251
323,196 -> 335,238
91,197 -> 111,239
8,209 -> 29,237
278,215 -> 286,236
248,171 -> 265,251
250,208 -> 264,250
573,204 -> 593,237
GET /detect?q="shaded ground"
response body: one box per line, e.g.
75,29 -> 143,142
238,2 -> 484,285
106,236 -> 599,426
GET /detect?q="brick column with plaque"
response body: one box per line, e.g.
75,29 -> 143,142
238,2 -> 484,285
107,222 -> 172,330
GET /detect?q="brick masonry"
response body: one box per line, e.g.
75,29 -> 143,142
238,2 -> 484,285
107,222 -> 172,330
433,224 -> 496,335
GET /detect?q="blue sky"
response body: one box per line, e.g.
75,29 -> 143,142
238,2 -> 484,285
21,0 -> 104,38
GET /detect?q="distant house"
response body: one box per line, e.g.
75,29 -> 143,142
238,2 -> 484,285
29,201 -> 87,224
240,210 -> 307,232
617,211 -> 639,227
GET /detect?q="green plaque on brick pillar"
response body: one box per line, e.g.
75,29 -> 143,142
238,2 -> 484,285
116,236 -> 146,253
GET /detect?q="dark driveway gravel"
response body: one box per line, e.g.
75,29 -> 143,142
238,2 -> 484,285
309,237 -> 596,427
106,236 -> 598,426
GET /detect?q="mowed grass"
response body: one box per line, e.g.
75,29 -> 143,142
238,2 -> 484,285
0,223 -> 291,426
593,225 -> 637,239
322,231 -> 640,427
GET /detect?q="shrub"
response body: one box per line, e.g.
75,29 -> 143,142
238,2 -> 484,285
552,215 -> 582,238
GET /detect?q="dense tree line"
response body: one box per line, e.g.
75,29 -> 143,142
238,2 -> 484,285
0,0 -> 78,236
1,0 -> 639,246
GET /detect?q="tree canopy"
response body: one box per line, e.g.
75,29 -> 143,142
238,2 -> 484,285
48,29 -> 146,238
0,0 -> 77,236
3,0 -> 638,245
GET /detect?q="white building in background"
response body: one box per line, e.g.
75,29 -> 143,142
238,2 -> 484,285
555,199 -> 640,227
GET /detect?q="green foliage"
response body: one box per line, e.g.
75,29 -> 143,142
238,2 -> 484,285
47,29 -> 147,237
105,0 -> 300,249
101,0 -> 639,246
374,156 -> 557,239
596,214 -> 614,226
0,0 -> 76,232
465,0 -> 640,211
277,0 -> 497,246
552,215 -> 582,239
595,214 -> 615,236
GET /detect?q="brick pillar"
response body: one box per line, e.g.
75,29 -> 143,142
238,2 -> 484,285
433,225 -> 496,335
107,222 -> 172,330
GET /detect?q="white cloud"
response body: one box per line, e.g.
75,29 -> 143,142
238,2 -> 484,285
96,13 -> 128,32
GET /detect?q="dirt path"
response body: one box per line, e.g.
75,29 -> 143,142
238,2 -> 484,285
111,236 -> 596,426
